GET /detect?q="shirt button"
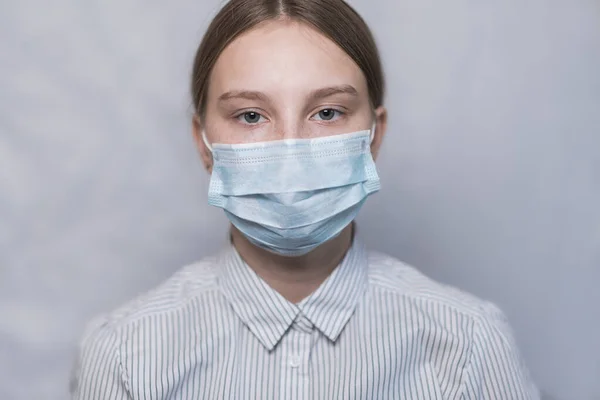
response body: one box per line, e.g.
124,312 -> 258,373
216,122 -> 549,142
289,355 -> 301,368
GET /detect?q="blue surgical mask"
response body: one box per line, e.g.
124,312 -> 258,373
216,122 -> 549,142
203,125 -> 380,256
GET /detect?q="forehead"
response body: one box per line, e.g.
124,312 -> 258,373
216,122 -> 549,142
208,19 -> 368,99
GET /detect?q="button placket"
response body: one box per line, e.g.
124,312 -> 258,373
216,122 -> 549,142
280,315 -> 315,400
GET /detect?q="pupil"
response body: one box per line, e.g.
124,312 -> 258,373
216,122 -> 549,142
245,112 -> 259,123
320,109 -> 334,120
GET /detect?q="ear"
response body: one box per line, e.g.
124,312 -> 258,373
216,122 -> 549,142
370,106 -> 387,160
192,114 -> 213,173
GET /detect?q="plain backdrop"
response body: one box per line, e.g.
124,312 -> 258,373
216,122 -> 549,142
1,0 -> 599,399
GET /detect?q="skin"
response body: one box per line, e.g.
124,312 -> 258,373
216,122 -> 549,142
193,18 -> 387,303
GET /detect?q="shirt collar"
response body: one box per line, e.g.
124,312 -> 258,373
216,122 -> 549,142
217,237 -> 369,351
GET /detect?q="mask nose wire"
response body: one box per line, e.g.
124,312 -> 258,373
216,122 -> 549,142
204,121 -> 376,150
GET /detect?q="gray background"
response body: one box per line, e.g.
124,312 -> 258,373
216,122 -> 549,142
1,0 -> 598,399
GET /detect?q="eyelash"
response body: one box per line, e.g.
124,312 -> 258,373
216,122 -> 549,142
233,108 -> 346,126
234,110 -> 267,125
312,108 -> 345,122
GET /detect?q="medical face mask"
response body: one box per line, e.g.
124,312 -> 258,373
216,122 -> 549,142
203,125 -> 380,256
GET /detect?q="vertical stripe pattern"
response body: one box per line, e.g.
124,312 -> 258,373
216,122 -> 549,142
71,240 -> 539,399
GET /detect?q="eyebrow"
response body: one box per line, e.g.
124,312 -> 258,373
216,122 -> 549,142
308,85 -> 359,102
218,90 -> 269,103
217,85 -> 359,104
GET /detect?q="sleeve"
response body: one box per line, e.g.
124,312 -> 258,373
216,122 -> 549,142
70,317 -> 132,400
460,302 -> 540,400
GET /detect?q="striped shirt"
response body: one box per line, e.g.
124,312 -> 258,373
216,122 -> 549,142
71,238 -> 539,399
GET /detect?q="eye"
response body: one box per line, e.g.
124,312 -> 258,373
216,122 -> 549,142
236,111 -> 266,125
312,108 -> 343,122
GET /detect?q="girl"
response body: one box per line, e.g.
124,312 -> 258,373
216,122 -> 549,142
72,0 -> 539,398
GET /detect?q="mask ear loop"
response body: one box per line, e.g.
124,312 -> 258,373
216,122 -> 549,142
201,131 -> 213,153
370,120 -> 377,144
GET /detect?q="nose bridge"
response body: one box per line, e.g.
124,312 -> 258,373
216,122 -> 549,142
274,107 -> 305,140
274,87 -> 341,140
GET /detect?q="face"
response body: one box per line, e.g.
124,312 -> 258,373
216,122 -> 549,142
194,19 -> 387,170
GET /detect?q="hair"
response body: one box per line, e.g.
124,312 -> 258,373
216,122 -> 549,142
191,0 -> 385,118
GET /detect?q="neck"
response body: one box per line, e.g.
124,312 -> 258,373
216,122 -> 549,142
230,224 -> 354,303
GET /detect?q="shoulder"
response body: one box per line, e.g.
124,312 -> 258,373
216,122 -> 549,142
72,255 -> 225,397
365,251 -> 539,397
366,250 -> 508,328
78,254 -> 221,347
